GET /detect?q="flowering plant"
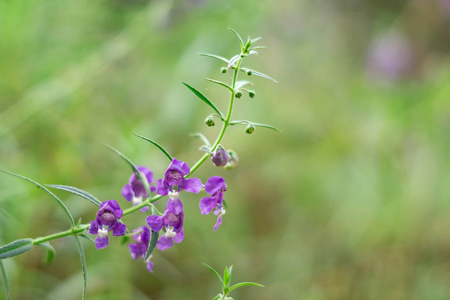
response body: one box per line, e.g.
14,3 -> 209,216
0,29 -> 277,299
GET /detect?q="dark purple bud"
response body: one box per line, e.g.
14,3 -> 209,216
211,145 -> 230,167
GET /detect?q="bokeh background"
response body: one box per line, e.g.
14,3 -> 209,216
1,0 -> 450,299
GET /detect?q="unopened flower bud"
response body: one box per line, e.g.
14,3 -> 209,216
245,123 -> 255,134
249,91 -> 255,98
224,150 -> 238,170
211,145 -> 230,167
220,67 -> 227,73
246,70 -> 252,76
205,116 -> 215,127
235,90 -> 243,98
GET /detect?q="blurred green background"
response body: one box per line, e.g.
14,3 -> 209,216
1,0 -> 450,299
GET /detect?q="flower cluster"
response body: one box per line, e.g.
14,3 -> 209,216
88,158 -> 228,272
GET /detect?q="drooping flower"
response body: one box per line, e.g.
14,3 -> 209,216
122,166 -> 156,212
88,200 -> 127,249
199,176 -> 227,231
146,197 -> 185,251
211,145 -> 230,167
156,158 -> 202,196
129,226 -> 154,272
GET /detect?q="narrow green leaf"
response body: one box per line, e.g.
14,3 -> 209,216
227,55 -> 241,69
0,260 -> 11,300
241,68 -> 278,83
144,230 -> 159,261
133,133 -> 173,162
235,81 -> 253,89
74,236 -> 87,300
227,265 -> 233,279
224,266 -> 231,289
182,82 -> 223,118
105,145 -> 152,197
250,37 -> 262,45
250,46 -> 267,50
0,238 -> 34,260
0,170 -> 75,226
228,282 -> 264,293
190,133 -> 211,147
80,234 -> 95,243
229,120 -> 281,132
198,53 -> 229,64
203,263 -> 225,288
38,242 -> 56,264
47,185 -> 101,207
205,78 -> 233,93
199,145 -> 211,153
212,295 -> 221,300
228,28 -> 244,51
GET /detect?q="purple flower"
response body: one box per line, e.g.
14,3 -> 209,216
122,166 -> 156,212
211,145 -> 230,167
199,176 -> 227,231
156,158 -> 202,196
129,226 -> 154,272
88,200 -> 127,249
146,199 -> 185,251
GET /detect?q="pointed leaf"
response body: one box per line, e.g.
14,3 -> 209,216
205,78 -> 233,93
190,133 -> 211,147
228,28 -> 244,51
203,263 -> 225,288
0,260 -> 11,300
198,53 -> 229,64
250,46 -> 267,50
182,82 -> 223,118
241,68 -> 278,83
228,281 -> 264,293
133,134 -> 173,162
80,234 -> 95,243
224,266 -> 231,289
227,55 -> 241,69
74,236 -> 87,300
250,37 -> 262,45
47,185 -> 101,207
0,170 -> 75,226
199,145 -> 211,153
235,81 -> 253,89
144,230 -> 159,261
0,238 -> 34,260
229,120 -> 281,132
106,145 -> 152,197
38,242 -> 56,264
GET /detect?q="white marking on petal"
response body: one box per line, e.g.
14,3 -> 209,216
165,227 -> 176,238
168,191 -> 180,200
98,226 -> 109,238
132,196 -> 143,206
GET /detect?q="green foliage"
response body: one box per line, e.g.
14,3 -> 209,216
0,260 -> 11,300
0,239 -> 34,260
182,82 -> 224,118
47,184 -> 101,207
132,133 -> 173,162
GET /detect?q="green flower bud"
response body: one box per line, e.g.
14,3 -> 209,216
249,91 -> 255,98
224,150 -> 239,170
245,123 -> 255,134
205,116 -> 215,127
246,70 -> 252,76
220,67 -> 227,73
235,90 -> 243,98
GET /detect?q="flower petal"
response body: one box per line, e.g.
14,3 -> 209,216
146,215 -> 164,232
166,198 -> 183,215
173,228 -> 184,243
141,226 -> 151,244
146,260 -> 154,272
169,158 -> 191,176
156,178 -> 168,196
214,216 -> 223,231
199,197 -> 217,215
182,178 -> 203,193
112,222 -> 127,236
157,235 -> 174,251
95,235 -> 109,249
88,220 -> 99,235
129,244 -> 139,260
137,166 -> 155,184
140,206 -> 150,213
205,176 -> 227,196
121,184 -> 134,202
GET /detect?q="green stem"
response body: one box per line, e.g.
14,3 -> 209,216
31,56 -> 245,247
